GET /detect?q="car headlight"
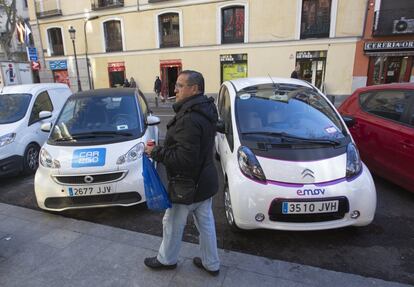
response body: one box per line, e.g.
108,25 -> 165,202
0,133 -> 16,147
117,143 -> 144,165
346,142 -> 362,179
237,146 -> 266,182
39,148 -> 61,169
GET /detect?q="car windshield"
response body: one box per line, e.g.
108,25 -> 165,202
0,93 -> 32,124
236,84 -> 346,142
50,94 -> 143,144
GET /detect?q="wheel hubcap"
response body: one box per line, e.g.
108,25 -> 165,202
224,186 -> 235,226
27,147 -> 39,170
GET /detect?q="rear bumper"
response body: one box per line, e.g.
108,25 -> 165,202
0,155 -> 23,177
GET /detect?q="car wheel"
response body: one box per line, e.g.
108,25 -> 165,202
23,143 -> 40,175
223,183 -> 243,232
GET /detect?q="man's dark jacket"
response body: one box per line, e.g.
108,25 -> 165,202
151,94 -> 219,203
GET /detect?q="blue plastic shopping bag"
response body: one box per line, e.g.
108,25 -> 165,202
142,154 -> 171,211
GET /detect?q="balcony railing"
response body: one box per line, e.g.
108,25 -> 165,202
91,0 -> 124,10
160,34 -> 180,48
373,8 -> 414,36
35,0 -> 62,19
51,44 -> 64,56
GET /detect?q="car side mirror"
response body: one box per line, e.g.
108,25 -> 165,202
146,115 -> 160,126
41,122 -> 52,132
342,115 -> 356,128
39,111 -> 52,120
216,120 -> 226,134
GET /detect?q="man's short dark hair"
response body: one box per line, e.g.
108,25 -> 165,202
179,70 -> 204,94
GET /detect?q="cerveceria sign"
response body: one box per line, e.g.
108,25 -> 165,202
364,40 -> 414,51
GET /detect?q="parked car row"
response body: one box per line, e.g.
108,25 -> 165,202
1,81 -> 412,232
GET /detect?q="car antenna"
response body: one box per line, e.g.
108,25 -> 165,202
268,73 -> 279,91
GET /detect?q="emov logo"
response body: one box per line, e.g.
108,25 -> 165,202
297,189 -> 326,196
72,148 -> 106,168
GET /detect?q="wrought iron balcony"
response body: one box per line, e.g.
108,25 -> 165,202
35,0 -> 62,19
91,0 -> 124,10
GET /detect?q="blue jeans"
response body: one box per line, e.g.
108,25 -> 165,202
157,197 -> 220,271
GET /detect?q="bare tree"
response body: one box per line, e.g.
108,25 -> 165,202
0,0 -> 17,60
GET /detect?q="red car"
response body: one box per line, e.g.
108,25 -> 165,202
338,83 -> 414,193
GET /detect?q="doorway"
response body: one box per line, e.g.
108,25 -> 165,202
296,59 -> 326,90
108,62 -> 126,88
160,60 -> 182,99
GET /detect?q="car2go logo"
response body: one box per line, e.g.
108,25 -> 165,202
296,188 -> 326,196
72,148 -> 106,168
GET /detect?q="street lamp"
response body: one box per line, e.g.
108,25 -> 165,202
84,16 -> 99,90
68,26 -> 82,92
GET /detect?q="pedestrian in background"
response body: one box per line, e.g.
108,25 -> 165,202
130,77 -> 137,88
291,64 -> 301,79
154,76 -> 162,103
123,78 -> 130,87
144,70 -> 220,276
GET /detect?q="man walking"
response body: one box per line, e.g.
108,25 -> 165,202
154,76 -> 162,103
144,70 -> 220,276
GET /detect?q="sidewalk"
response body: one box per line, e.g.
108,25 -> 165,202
0,203 -> 410,287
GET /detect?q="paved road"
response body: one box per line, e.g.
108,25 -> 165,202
0,105 -> 413,285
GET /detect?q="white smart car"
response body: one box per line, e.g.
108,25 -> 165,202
34,88 -> 160,211
215,77 -> 376,231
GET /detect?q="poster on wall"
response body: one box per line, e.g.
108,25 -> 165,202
220,54 -> 248,83
222,63 -> 248,82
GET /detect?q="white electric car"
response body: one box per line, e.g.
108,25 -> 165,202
215,77 -> 376,231
34,88 -> 160,211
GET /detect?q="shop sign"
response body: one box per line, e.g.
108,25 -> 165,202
220,54 -> 248,63
49,60 -> 67,70
364,40 -> 414,51
108,62 -> 125,72
296,51 -> 327,59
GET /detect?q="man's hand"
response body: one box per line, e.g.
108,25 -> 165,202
145,144 -> 155,156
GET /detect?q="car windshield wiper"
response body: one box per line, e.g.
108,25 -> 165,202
53,137 -> 75,142
71,131 -> 133,139
241,131 -> 341,146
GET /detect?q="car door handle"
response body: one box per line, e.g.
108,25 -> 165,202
400,140 -> 414,149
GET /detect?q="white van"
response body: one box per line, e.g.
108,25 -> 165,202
34,88 -> 160,211
0,83 -> 72,176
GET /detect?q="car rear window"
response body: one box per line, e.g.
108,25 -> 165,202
359,90 -> 413,124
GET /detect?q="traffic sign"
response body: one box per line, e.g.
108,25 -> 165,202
26,47 -> 38,62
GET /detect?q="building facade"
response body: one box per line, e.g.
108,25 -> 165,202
29,0 -> 368,96
0,0 -> 30,62
352,0 -> 414,91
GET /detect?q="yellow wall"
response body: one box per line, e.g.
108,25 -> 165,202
250,0 -> 297,42
92,41 -> 356,95
336,0 -> 366,37
32,0 -> 363,95
183,4 -> 216,46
